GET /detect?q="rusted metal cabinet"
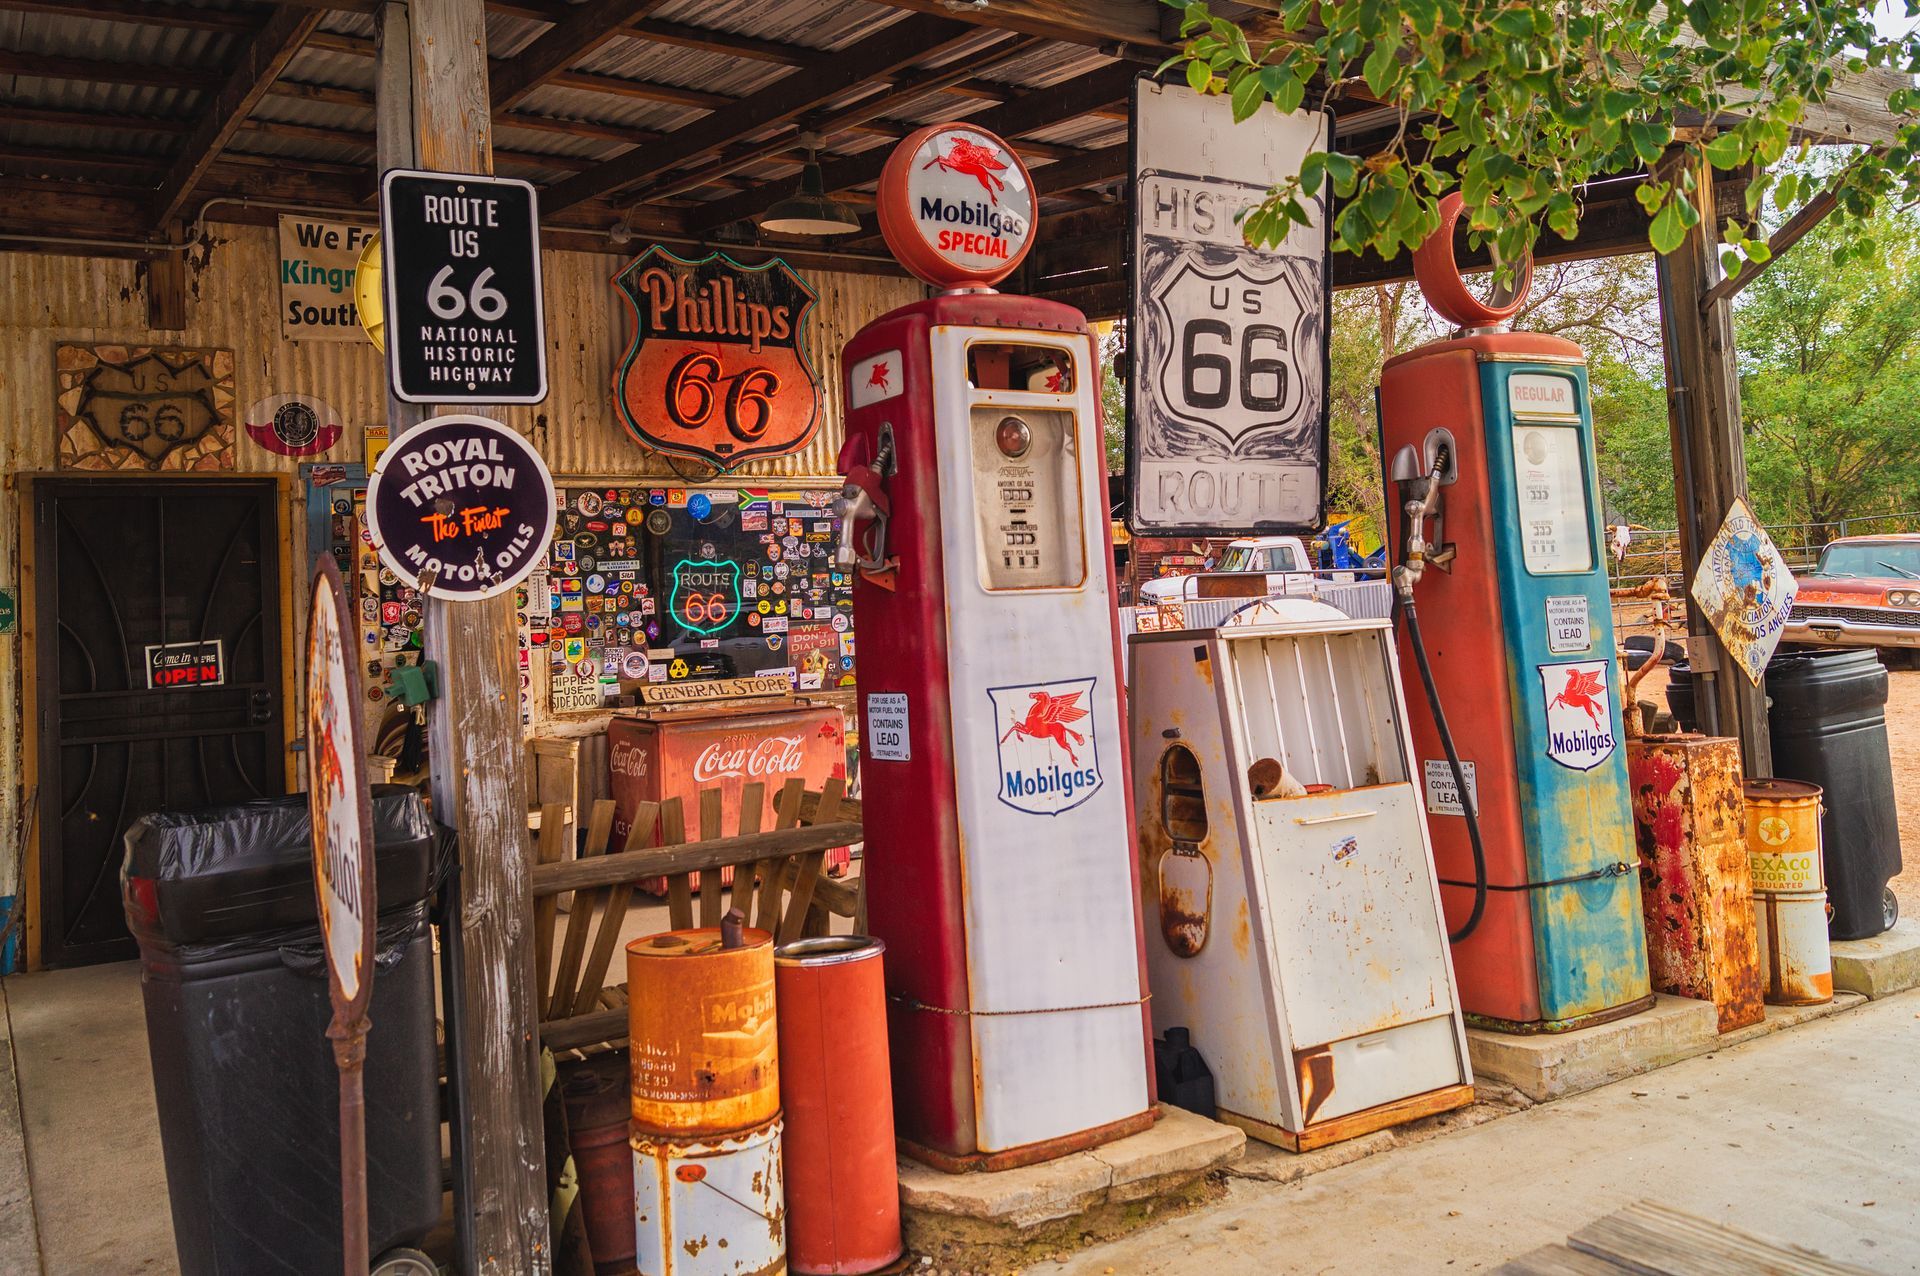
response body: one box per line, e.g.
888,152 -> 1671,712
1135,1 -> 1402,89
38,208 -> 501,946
1626,734 -> 1765,1032
1130,600 -> 1473,1152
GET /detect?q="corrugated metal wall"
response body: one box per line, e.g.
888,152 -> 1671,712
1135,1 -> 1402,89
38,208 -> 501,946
0,224 -> 923,890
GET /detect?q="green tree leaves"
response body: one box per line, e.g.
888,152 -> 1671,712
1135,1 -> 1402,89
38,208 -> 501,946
1159,0 -> 1920,272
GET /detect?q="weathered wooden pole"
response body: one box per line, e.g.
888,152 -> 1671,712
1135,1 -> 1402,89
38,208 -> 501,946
374,2 -> 551,1271
1654,148 -> 1772,776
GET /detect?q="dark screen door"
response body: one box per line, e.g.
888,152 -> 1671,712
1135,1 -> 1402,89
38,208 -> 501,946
34,478 -> 287,966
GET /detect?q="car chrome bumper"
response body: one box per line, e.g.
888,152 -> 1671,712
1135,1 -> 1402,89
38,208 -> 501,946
1783,615 -> 1920,647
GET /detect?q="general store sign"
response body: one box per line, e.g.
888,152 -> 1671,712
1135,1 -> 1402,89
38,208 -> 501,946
1128,79 -> 1330,536
278,215 -> 374,342
613,248 -> 820,469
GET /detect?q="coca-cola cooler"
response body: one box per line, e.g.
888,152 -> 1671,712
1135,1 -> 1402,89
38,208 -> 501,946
608,700 -> 850,891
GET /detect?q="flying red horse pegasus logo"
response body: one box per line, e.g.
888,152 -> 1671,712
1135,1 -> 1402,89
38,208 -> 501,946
866,361 -> 891,393
925,138 -> 1009,204
1000,689 -> 1090,763
1548,666 -> 1607,727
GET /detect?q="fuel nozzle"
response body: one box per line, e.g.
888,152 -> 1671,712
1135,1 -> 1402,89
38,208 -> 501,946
1389,436 -> 1457,602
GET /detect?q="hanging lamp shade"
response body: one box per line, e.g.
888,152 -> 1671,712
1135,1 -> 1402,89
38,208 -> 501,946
760,141 -> 861,236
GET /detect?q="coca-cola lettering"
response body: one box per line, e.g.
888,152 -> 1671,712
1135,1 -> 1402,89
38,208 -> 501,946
691,734 -> 807,783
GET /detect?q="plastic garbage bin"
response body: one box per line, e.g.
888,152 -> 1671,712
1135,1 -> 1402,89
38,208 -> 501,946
1667,646 -> 1902,937
122,787 -> 444,1276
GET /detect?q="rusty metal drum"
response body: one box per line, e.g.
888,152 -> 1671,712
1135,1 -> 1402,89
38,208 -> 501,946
1753,889 -> 1834,1005
632,1115 -> 786,1276
1743,778 -> 1824,894
774,937 -> 902,1275
627,927 -> 779,1137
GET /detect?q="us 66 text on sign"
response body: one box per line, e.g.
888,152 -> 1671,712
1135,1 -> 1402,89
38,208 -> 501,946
380,169 -> 548,406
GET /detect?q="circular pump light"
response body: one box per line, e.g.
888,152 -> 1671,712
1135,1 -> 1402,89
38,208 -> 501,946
995,415 -> 1032,458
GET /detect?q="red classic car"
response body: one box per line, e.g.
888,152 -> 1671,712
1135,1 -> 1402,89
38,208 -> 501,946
1784,534 -> 1920,651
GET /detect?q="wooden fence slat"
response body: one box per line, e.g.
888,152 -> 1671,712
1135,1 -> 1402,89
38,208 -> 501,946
530,802 -> 568,1019
528,821 -> 864,895
698,787 -> 724,929
663,799 -> 694,931
733,781 -> 766,926
550,799 -> 622,1021
756,780 -> 804,932
570,799 -> 663,1018
777,778 -> 844,944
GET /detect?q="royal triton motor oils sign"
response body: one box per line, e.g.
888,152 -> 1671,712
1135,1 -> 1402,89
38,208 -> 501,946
612,247 -> 822,469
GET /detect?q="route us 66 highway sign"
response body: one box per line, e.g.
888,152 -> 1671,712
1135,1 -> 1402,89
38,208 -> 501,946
380,169 -> 548,405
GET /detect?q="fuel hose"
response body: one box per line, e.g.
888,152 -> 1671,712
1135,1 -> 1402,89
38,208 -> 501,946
1397,594 -> 1488,943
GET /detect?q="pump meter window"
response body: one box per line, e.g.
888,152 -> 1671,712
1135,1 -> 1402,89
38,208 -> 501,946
969,405 -> 1086,589
1510,422 -> 1592,573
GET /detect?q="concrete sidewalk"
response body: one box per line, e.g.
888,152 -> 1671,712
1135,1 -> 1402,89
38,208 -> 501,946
1045,990 -> 1920,1275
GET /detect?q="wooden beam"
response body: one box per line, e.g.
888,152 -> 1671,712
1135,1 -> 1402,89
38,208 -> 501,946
685,59 -> 1137,233
152,5 -> 323,227
1029,142 -> 1128,194
0,103 -> 194,135
1698,184 -> 1843,310
375,0 -> 549,1268
542,11 -> 979,212
1655,148 -> 1771,773
0,49 -> 222,89
0,0 -> 254,30
490,0 -> 669,111
626,18 -> 810,65
868,0 -> 1163,48
643,31 -> 1031,201
543,67 -> 730,110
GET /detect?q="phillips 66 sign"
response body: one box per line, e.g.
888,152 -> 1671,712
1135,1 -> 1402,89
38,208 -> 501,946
1127,79 -> 1331,536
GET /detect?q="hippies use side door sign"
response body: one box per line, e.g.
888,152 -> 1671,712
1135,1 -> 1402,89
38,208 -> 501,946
612,248 -> 822,470
1128,78 -> 1332,537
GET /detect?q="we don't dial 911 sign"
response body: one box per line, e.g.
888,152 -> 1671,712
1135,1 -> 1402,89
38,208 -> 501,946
379,170 -> 548,405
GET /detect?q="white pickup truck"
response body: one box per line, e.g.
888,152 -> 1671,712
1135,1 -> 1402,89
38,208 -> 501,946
1140,536 -> 1334,602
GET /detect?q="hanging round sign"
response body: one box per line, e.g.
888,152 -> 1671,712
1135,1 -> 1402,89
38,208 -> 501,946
876,122 -> 1036,289
244,392 -> 344,457
365,414 -> 556,601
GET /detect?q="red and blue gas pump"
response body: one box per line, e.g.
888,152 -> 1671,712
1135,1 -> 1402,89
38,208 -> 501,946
835,123 -> 1155,1168
1378,195 -> 1653,1032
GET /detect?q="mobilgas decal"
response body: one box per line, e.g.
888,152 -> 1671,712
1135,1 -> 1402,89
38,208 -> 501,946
849,349 -> 904,409
1538,660 -> 1617,771
989,676 -> 1103,816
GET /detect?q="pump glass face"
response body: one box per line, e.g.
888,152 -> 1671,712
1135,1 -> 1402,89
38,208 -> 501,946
1510,422 -> 1593,573
969,405 -> 1087,591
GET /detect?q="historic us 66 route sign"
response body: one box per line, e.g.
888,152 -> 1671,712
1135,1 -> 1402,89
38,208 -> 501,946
380,169 -> 548,405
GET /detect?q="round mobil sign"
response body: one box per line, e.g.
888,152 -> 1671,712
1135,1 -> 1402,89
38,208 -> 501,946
366,414 -> 556,600
877,122 -> 1036,289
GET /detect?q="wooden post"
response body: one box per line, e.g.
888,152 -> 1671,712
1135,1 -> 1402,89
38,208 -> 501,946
375,2 -> 551,1272
1654,149 -> 1772,776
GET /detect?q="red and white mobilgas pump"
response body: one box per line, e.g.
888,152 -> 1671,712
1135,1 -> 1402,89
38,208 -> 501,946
838,124 -> 1154,1169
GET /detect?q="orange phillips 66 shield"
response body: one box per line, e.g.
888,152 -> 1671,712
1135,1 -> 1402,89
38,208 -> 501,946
612,247 -> 821,470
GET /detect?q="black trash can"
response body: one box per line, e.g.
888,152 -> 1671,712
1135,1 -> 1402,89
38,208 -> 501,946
122,787 -> 444,1276
1667,647 -> 1902,938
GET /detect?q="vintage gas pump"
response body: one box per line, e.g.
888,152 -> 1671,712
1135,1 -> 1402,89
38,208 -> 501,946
836,123 -> 1154,1168
1378,195 -> 1652,1032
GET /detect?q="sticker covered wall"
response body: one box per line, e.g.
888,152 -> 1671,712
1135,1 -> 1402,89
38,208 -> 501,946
531,482 -> 857,715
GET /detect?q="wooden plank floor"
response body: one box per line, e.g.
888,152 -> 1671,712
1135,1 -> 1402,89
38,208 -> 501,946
1499,1201 -> 1881,1276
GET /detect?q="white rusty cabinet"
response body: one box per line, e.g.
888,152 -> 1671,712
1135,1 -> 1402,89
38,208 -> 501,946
1130,599 -> 1473,1150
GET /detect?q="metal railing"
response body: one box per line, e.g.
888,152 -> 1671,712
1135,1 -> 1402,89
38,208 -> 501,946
1121,578 -> 1395,635
1607,510 -> 1920,590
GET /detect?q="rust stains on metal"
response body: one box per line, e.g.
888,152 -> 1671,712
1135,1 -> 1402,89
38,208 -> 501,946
1157,847 -> 1212,957
1627,735 -> 1763,1032
627,927 -> 780,1136
1295,1047 -> 1335,1127
1232,897 -> 1251,961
